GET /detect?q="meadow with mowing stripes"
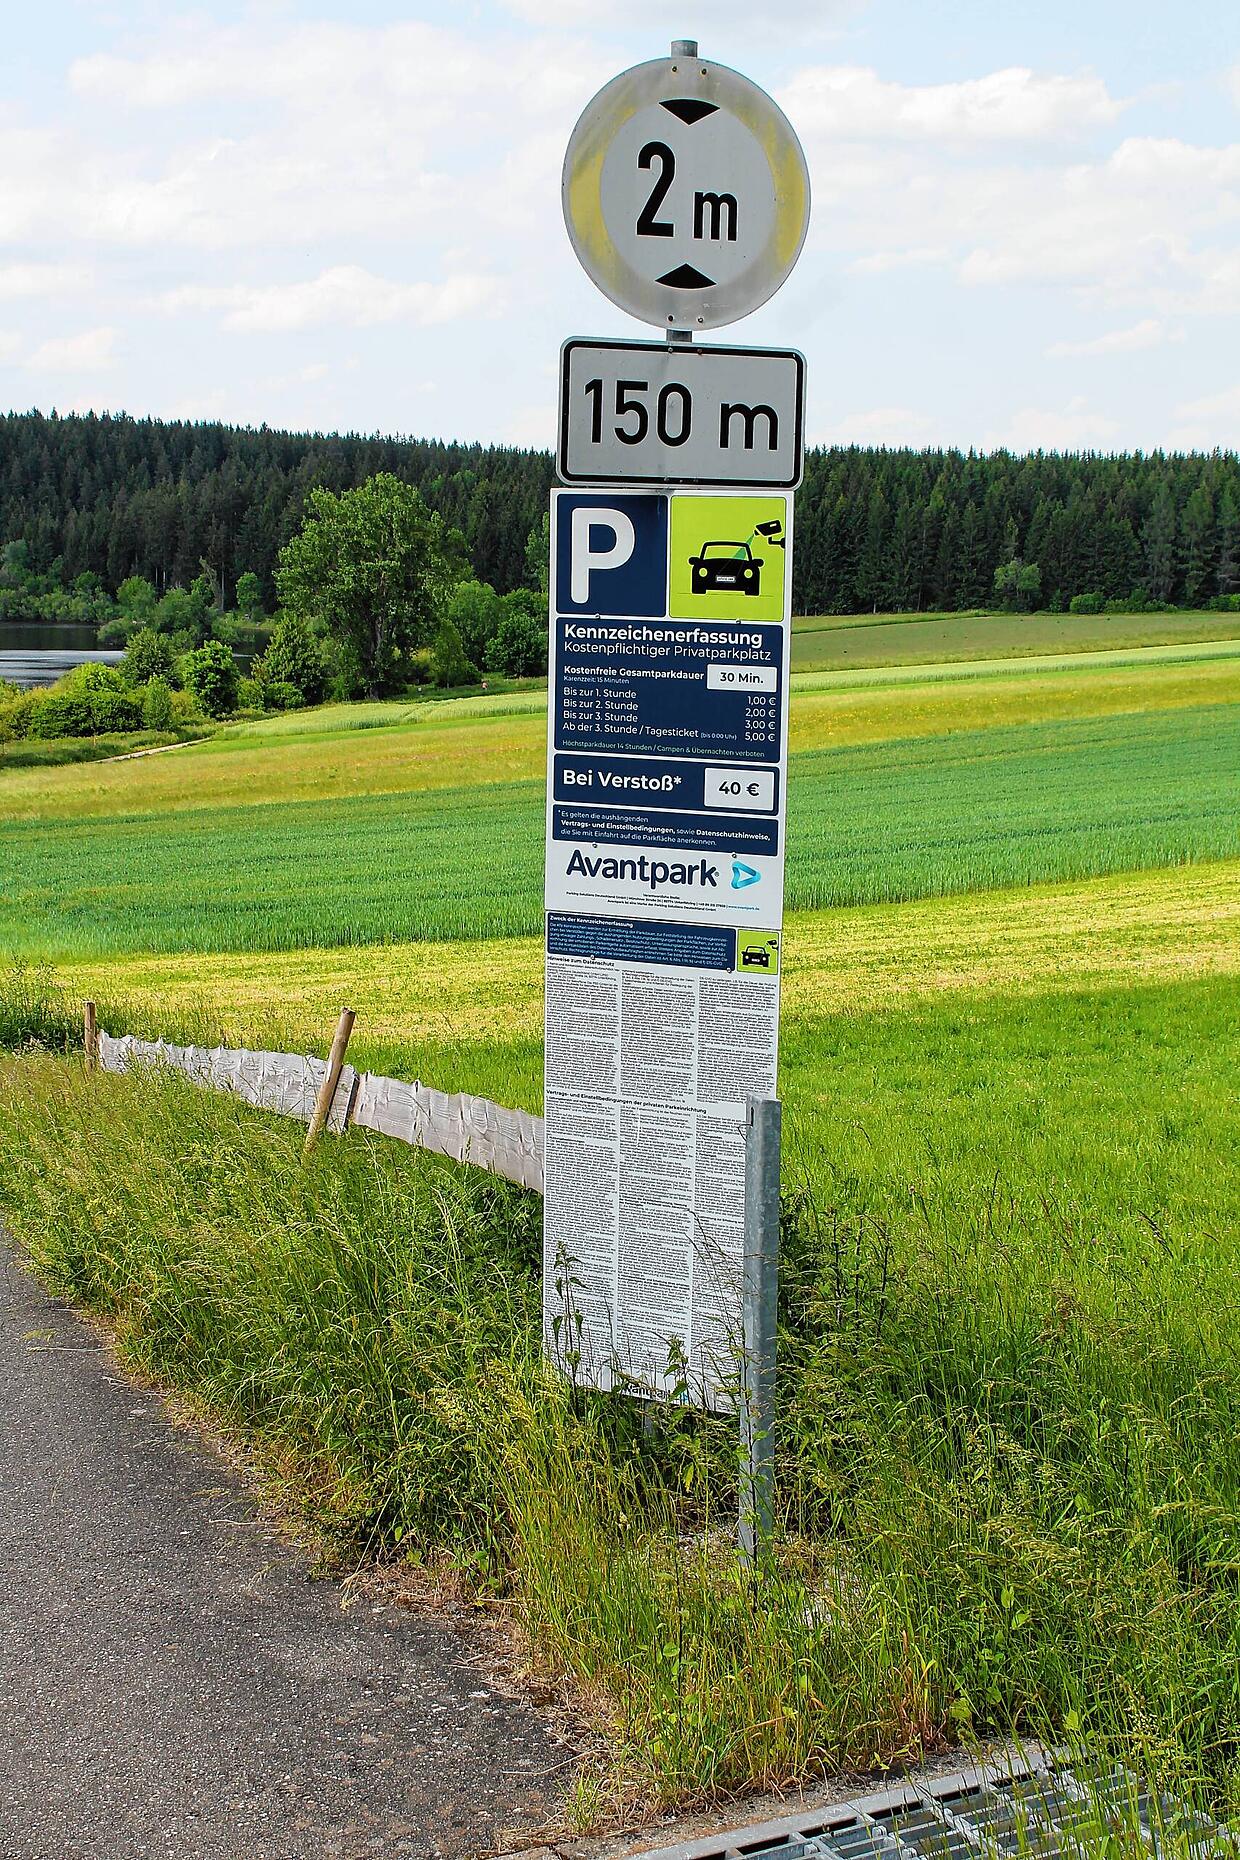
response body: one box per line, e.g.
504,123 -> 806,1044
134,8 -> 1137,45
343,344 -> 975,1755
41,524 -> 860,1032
44,862 -> 1240,1105
791,605 -> 1240,670
2,637 -> 1239,1816
2,702 -> 1237,958
3,643 -> 1238,825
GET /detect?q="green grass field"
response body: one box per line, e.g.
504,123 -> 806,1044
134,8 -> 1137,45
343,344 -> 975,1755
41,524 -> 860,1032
2,634 -> 1239,1817
2,704 -> 1236,958
3,644 -> 1238,825
791,606 -> 1240,670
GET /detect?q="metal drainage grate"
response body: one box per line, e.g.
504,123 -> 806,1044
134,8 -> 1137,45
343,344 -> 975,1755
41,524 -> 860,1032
631,1753 -> 1234,1860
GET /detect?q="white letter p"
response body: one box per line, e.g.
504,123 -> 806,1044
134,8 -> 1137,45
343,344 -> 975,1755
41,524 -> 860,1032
570,507 -> 636,606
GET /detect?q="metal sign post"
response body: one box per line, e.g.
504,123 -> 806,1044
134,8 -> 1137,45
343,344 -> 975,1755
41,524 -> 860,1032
546,38 -> 809,1559
740,1095 -> 781,1563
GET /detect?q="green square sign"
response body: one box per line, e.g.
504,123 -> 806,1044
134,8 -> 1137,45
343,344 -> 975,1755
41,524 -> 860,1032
669,495 -> 789,623
736,930 -> 781,978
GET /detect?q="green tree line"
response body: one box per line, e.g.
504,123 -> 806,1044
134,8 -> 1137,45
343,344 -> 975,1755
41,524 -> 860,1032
1,409 -> 1238,614
1,473 -> 552,748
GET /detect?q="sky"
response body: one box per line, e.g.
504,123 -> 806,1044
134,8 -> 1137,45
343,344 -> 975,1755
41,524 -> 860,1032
1,0 -> 1238,454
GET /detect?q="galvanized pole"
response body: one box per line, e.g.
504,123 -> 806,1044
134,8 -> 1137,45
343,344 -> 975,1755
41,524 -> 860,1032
739,1096 -> 781,1563
667,44 -> 699,350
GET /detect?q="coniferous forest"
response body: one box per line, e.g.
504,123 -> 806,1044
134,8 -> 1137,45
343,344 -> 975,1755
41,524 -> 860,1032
1,408 -> 1238,615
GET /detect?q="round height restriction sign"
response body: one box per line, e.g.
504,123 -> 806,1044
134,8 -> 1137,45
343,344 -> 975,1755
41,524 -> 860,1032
563,46 -> 810,331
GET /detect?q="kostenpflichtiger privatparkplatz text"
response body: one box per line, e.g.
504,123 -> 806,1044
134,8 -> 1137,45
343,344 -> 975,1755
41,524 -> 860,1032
561,623 -> 767,658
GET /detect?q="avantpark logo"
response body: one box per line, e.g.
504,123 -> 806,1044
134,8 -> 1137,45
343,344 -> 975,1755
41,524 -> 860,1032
565,850 -> 720,891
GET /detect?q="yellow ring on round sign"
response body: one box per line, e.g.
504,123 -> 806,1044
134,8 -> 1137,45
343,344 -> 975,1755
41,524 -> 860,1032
562,52 -> 811,332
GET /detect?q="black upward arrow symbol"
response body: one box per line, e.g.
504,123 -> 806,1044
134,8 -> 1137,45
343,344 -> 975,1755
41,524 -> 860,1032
658,263 -> 715,289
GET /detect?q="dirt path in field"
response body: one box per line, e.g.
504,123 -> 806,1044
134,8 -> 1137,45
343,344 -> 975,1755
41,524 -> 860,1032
100,737 -> 202,762
0,1240 -> 575,1860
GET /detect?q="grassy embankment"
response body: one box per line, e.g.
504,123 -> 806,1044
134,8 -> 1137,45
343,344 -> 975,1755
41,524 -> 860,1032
0,728 -> 195,771
2,969 -> 1238,1815
1,639 -> 1239,1814
0,641 -> 1236,825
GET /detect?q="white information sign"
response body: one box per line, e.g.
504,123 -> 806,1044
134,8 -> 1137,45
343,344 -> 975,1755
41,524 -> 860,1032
559,339 -> 805,489
544,938 -> 778,1405
542,485 -> 790,1409
562,51 -> 811,330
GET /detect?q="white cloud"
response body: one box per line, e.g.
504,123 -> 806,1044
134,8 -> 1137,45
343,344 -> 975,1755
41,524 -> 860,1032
55,21 -> 606,255
987,398 -> 1119,451
70,20 -> 595,120
504,401 -> 558,446
0,263 -> 92,300
5,11 -> 1238,452
499,0 -> 858,28
1167,381 -> 1240,449
954,138 -> 1240,292
0,331 -> 21,364
795,125 -> 1240,321
783,65 -> 1123,144
27,327 -> 117,373
73,24 -> 480,109
849,246 -> 949,274
814,406 -> 935,446
1175,383 -> 1240,419
161,266 -> 501,332
1046,317 -> 1181,357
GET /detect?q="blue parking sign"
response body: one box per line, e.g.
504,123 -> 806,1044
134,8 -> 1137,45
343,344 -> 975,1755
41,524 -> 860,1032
553,491 -> 668,616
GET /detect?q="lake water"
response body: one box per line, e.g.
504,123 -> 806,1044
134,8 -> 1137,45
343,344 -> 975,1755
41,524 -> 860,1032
0,622 -> 124,687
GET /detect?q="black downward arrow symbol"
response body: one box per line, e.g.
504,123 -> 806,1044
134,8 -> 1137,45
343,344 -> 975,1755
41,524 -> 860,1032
661,99 -> 719,125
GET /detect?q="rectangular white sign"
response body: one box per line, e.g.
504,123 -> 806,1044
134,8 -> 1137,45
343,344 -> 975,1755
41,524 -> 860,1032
558,339 -> 805,490
542,485 -> 792,1410
543,916 -> 780,1407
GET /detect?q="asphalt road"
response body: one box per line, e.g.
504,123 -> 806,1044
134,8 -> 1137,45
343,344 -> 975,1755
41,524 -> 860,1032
0,1244 -> 570,1860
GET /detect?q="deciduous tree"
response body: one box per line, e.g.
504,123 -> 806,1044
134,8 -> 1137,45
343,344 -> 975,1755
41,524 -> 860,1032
276,474 -> 463,698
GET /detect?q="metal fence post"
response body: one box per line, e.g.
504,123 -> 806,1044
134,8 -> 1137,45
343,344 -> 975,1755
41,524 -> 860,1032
739,1095 -> 781,1564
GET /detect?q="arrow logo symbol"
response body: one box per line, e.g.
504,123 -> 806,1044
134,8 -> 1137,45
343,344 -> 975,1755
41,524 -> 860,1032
731,860 -> 761,890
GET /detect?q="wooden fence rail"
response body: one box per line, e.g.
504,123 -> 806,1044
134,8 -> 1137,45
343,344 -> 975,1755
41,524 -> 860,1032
94,1016 -> 544,1194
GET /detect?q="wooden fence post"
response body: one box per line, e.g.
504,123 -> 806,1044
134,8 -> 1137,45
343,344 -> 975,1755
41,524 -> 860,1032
303,1008 -> 356,1160
83,1001 -> 98,1071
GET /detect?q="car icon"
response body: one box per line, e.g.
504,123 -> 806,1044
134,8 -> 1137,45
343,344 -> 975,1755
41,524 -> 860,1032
690,541 -> 763,596
741,944 -> 772,968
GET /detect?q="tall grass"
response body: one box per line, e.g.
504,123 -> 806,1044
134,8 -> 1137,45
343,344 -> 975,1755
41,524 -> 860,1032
1,706 -> 1237,959
2,973 -> 1238,1812
0,961 -> 82,1051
